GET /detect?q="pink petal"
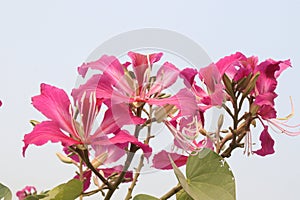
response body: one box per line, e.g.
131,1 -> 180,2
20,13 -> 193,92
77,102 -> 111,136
196,137 -> 214,150
16,186 -> 37,200
94,104 -> 145,136
152,150 -> 188,170
215,52 -> 247,78
22,121 -> 80,157
101,165 -> 133,182
254,92 -> 277,107
148,62 -> 180,95
77,55 -> 124,84
32,83 -> 75,134
258,105 -> 277,120
274,59 -> 291,78
148,88 -> 198,117
254,126 -> 275,156
199,63 -> 221,92
128,51 -> 163,87
180,68 -> 198,88
109,130 -> 152,158
72,74 -> 113,102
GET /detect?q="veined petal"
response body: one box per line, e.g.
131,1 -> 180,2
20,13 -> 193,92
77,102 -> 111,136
152,150 -> 187,170
199,63 -> 221,93
148,62 -> 180,95
253,126 -> 275,156
22,121 -> 80,156
32,83 -> 75,134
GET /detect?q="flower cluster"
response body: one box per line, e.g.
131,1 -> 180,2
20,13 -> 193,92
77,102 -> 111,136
19,51 -> 299,199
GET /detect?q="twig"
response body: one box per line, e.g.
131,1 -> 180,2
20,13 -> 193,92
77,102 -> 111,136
160,184 -> 183,200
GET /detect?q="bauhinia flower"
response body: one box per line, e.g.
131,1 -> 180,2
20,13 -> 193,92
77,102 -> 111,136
16,186 -> 37,200
216,52 -> 300,156
22,83 -> 151,160
73,51 -> 198,118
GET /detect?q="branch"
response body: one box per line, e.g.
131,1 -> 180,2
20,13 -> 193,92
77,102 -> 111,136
160,184 -> 183,200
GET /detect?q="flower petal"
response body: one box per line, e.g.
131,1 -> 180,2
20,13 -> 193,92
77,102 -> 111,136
101,165 -> 133,182
77,55 -> 124,84
216,52 -> 247,78
254,126 -> 275,156
109,130 -> 152,158
128,51 -> 163,87
94,104 -> 145,135
148,62 -> 180,95
32,83 -> 75,134
22,121 -> 80,156
152,150 -> 188,170
180,68 -> 198,88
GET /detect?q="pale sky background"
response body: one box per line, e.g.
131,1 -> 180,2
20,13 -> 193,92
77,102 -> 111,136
1,0 -> 300,199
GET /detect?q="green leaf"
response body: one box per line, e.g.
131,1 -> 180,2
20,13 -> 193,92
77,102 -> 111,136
176,190 -> 193,200
133,194 -> 159,200
24,194 -> 48,200
42,179 -> 83,200
186,149 -> 236,200
0,183 -> 12,200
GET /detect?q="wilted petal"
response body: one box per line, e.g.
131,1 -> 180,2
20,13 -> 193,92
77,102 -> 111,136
148,62 -> 180,95
254,126 -> 275,156
152,150 -> 187,170
22,121 -> 80,156
32,83 -> 75,134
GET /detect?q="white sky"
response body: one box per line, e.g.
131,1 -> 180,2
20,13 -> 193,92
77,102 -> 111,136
1,0 -> 300,199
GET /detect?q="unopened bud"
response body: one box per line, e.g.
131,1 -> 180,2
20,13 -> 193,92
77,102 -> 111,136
30,120 -> 40,127
154,104 -> 176,123
91,153 -> 108,169
222,74 -> 234,98
218,114 -> 224,130
242,72 -> 260,98
56,152 -> 73,164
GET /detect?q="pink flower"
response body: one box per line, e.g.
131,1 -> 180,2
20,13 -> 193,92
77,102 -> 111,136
16,186 -> 37,200
74,52 -> 197,117
23,84 -> 151,160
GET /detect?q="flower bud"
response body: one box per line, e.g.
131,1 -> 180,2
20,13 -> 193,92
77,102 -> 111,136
91,153 -> 108,169
56,152 -> 73,164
